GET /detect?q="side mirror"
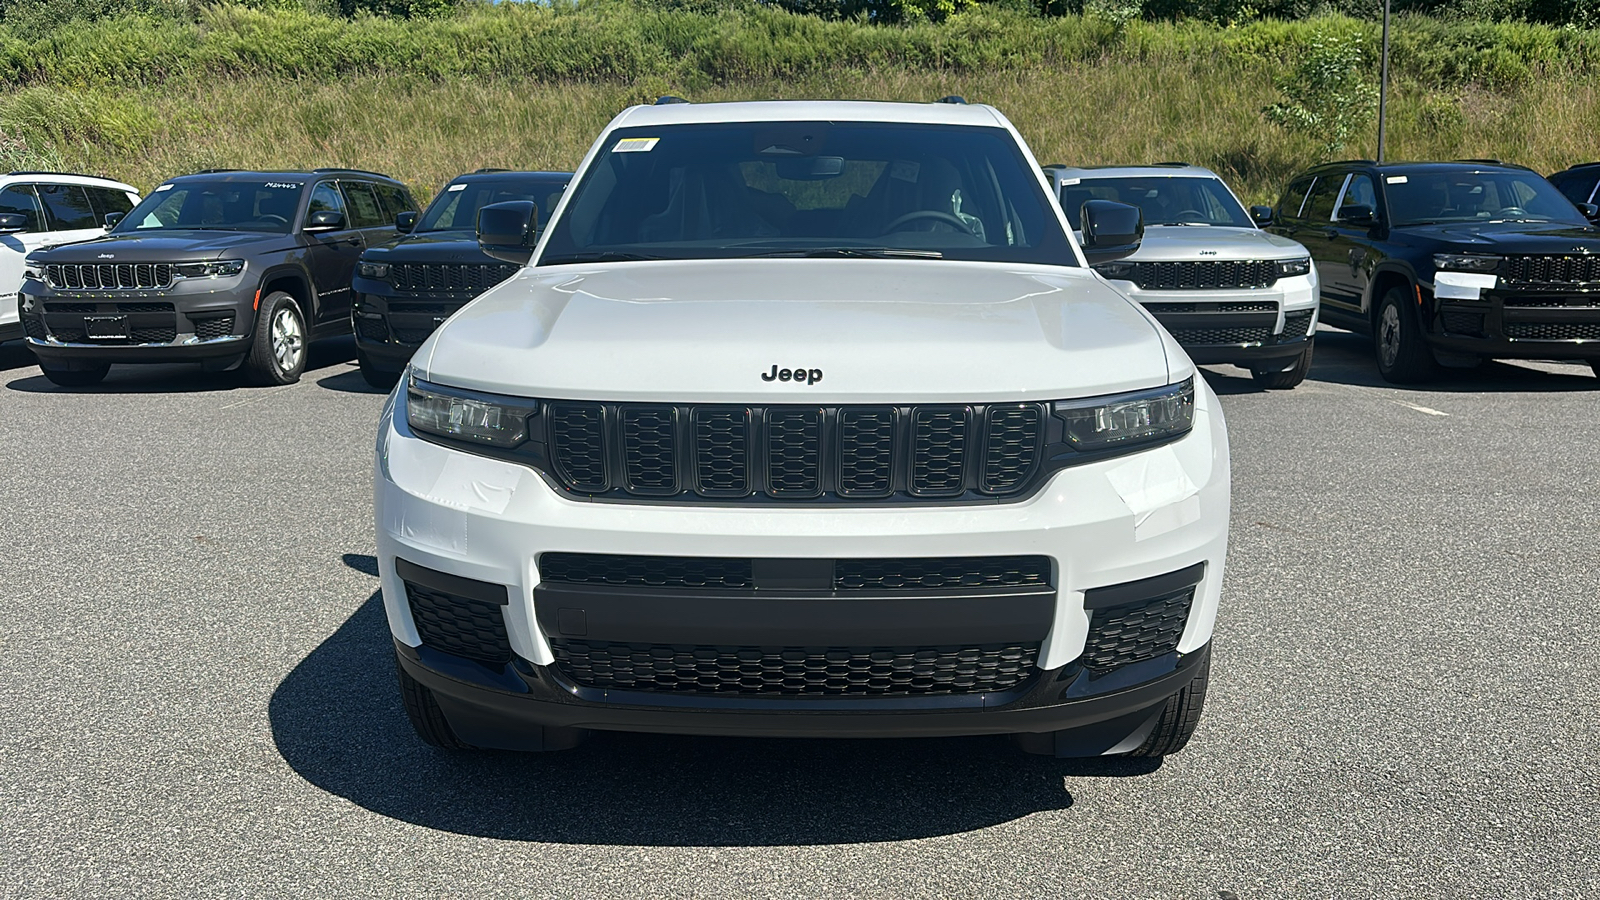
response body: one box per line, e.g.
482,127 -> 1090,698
1250,205 -> 1273,226
395,211 -> 417,234
477,200 -> 538,265
1338,204 -> 1375,227
0,213 -> 28,234
103,212 -> 125,229
304,209 -> 345,232
1579,202 -> 1600,221
1079,199 -> 1143,265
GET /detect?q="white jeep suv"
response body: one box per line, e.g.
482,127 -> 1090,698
0,171 -> 141,343
374,100 -> 1231,758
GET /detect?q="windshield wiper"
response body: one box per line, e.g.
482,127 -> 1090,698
1148,222 -> 1212,227
743,247 -> 944,259
538,251 -> 664,265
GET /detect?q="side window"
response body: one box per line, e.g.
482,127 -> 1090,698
1340,174 -> 1377,216
339,181 -> 387,229
0,184 -> 43,231
36,183 -> 99,230
1279,177 -> 1314,221
307,182 -> 346,226
87,187 -> 135,221
373,183 -> 414,221
1551,173 -> 1596,205
1302,174 -> 1345,223
538,187 -> 566,228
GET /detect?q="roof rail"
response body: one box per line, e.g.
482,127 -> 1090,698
193,167 -> 242,174
311,167 -> 393,178
471,167 -> 512,175
1150,161 -> 1191,167
654,95 -> 690,105
1323,159 -> 1376,166
1455,158 -> 1502,165
1041,163 -> 1068,170
934,95 -> 967,104
6,170 -> 103,178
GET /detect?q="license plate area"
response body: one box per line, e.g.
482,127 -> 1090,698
84,315 -> 128,339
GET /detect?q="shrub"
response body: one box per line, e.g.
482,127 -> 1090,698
1262,28 -> 1379,156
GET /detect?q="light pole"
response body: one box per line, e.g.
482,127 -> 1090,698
1377,0 -> 1391,163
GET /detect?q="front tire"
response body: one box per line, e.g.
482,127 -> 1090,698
1126,654 -> 1211,757
1374,285 -> 1437,384
40,364 -> 110,387
243,291 -> 307,386
397,662 -> 476,750
1251,338 -> 1314,389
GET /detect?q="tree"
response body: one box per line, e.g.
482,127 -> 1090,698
1262,30 -> 1379,157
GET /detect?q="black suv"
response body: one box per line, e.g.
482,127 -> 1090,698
19,168 -> 417,386
351,169 -> 569,388
1268,160 -> 1600,382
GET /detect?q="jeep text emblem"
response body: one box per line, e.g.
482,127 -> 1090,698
98,253 -> 115,259
762,365 -> 822,385
1199,250 -> 1218,256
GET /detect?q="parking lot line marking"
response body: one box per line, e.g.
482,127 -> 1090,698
220,384 -> 297,410
1391,399 -> 1449,416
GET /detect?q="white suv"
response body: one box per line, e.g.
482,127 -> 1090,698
0,171 -> 141,343
1045,164 -> 1318,388
374,100 -> 1231,758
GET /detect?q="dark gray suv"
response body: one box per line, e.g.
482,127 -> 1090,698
19,168 -> 416,386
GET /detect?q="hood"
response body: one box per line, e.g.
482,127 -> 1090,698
34,230 -> 292,263
365,229 -> 498,263
1086,226 -> 1306,262
417,258 -> 1180,404
1397,221 -> 1600,253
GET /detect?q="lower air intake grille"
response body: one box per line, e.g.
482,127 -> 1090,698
538,553 -> 1051,593
1168,325 -> 1273,345
1442,310 -> 1484,336
1080,588 -> 1194,672
1280,310 -> 1315,340
1505,322 -> 1600,340
356,317 -> 388,341
540,553 -> 754,590
130,326 -> 177,344
404,579 -> 512,665
193,315 -> 234,340
549,640 -> 1040,696
832,556 -> 1050,591
23,317 -> 44,339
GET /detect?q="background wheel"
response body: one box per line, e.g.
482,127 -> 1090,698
1374,285 -> 1437,384
1251,337 -> 1314,389
243,291 -> 307,386
1126,654 -> 1210,758
357,348 -> 401,391
396,661 -> 475,750
40,364 -> 109,387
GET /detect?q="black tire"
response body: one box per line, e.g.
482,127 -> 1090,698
396,661 -> 475,750
40,364 -> 110,387
357,348 -> 402,391
242,290 -> 308,386
1590,361 -> 1600,379
1251,337 -> 1314,389
1373,285 -> 1437,384
1126,654 -> 1210,758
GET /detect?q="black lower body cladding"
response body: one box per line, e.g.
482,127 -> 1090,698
1427,293 -> 1600,361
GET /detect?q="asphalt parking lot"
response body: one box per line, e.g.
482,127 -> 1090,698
2,329 -> 1596,899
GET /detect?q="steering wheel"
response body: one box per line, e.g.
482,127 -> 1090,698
882,209 -> 978,236
256,214 -> 289,227
1169,209 -> 1207,222
1498,206 -> 1527,217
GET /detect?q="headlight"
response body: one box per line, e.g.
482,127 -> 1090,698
1276,257 -> 1311,277
174,259 -> 246,278
357,261 -> 390,279
1093,261 -> 1136,280
1054,378 -> 1195,452
1433,253 -> 1500,273
406,377 -> 538,448
23,256 -> 43,280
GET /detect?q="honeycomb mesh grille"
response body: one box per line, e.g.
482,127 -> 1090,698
910,407 -> 967,496
1500,254 -> 1600,286
22,316 -> 44,339
356,317 -> 389,341
693,409 -> 749,496
766,408 -> 822,497
981,406 -> 1041,493
1141,300 -> 1278,314
837,408 -> 895,497
129,326 -> 177,344
404,580 -> 511,664
1127,260 -> 1278,291
1280,310 -> 1315,340
1505,322 -> 1600,340
540,553 -> 755,589
390,262 -> 518,294
549,403 -> 608,491
621,406 -> 679,494
193,315 -> 234,340
46,263 -> 174,291
539,553 -> 1051,593
1168,325 -> 1273,345
833,556 -> 1050,591
550,640 -> 1040,696
1080,589 -> 1194,672
1442,310 -> 1484,336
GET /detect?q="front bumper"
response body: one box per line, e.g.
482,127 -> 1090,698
351,284 -> 480,370
1428,286 -> 1600,360
1111,275 -> 1319,367
20,277 -> 254,365
374,381 -> 1230,748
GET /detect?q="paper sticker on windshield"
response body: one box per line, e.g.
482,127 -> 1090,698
154,183 -> 173,192
1386,175 -> 1408,184
447,183 -> 467,192
614,137 -> 660,153
891,160 -> 921,183
1061,177 -> 1081,186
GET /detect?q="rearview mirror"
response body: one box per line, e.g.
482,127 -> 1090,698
1250,205 -> 1273,225
1338,204 -> 1375,227
395,211 -> 417,234
0,213 -> 27,234
103,212 -> 125,229
305,209 -> 345,232
775,156 -> 845,180
1080,200 -> 1143,265
477,200 -> 538,265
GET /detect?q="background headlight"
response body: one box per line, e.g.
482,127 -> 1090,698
23,256 -> 43,280
1093,261 -> 1136,280
406,378 -> 538,448
357,261 -> 390,279
174,259 -> 245,278
1054,378 -> 1195,451
1433,253 -> 1500,273
1276,257 -> 1311,277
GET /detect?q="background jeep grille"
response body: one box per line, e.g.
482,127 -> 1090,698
1500,254 -> 1600,286
45,263 -> 175,291
389,262 -> 517,294
1121,260 -> 1277,291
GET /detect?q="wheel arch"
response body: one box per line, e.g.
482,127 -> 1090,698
1366,264 -> 1419,328
256,265 -> 317,323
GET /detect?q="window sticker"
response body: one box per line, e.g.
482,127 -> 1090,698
614,137 -> 660,153
1386,175 -> 1408,184
1061,177 -> 1081,186
154,184 -> 173,192
447,183 -> 467,192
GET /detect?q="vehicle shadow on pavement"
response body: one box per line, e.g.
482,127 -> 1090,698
1304,328 -> 1599,393
0,340 -> 36,372
317,367 -> 389,395
270,560 -> 1161,845
3,336 -> 357,394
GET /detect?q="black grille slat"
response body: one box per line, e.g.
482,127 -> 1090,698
356,317 -> 389,341
1127,260 -> 1277,291
910,407 -> 968,497
549,402 -> 608,492
43,263 -> 175,291
621,406 -> 679,495
766,408 -> 822,497
1280,310 -> 1315,340
550,640 -> 1039,696
540,553 -> 753,589
692,408 -> 750,497
404,580 -> 512,665
837,408 -> 895,498
1140,300 -> 1278,314
391,262 -> 518,295
129,326 -> 176,343
833,556 -> 1050,591
1504,322 -> 1600,340
1080,589 -> 1194,672
193,315 -> 234,340
1441,310 -> 1484,336
1501,254 -> 1600,286
981,406 -> 1040,494
539,553 -> 1051,593
1169,325 -> 1273,344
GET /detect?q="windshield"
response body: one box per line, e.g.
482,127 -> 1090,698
537,122 -> 1075,266
1058,176 -> 1251,228
1385,170 -> 1587,227
419,176 -> 568,232
114,179 -> 302,234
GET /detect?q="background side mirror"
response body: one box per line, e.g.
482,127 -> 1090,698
1338,204 -> 1375,227
103,212 -> 125,229
1579,202 -> 1600,221
0,213 -> 29,234
1080,199 -> 1143,265
477,200 -> 538,265
1250,205 -> 1274,225
395,211 -> 417,234
304,209 -> 345,232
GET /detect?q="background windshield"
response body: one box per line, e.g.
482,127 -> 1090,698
1059,176 -> 1251,228
1386,170 -> 1585,226
420,176 -> 567,232
115,180 -> 301,233
538,122 -> 1075,266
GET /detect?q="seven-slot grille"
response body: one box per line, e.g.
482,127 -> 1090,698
389,262 -> 517,294
545,402 -> 1045,501
1123,260 -> 1277,291
45,263 -> 175,291
1499,254 -> 1600,287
